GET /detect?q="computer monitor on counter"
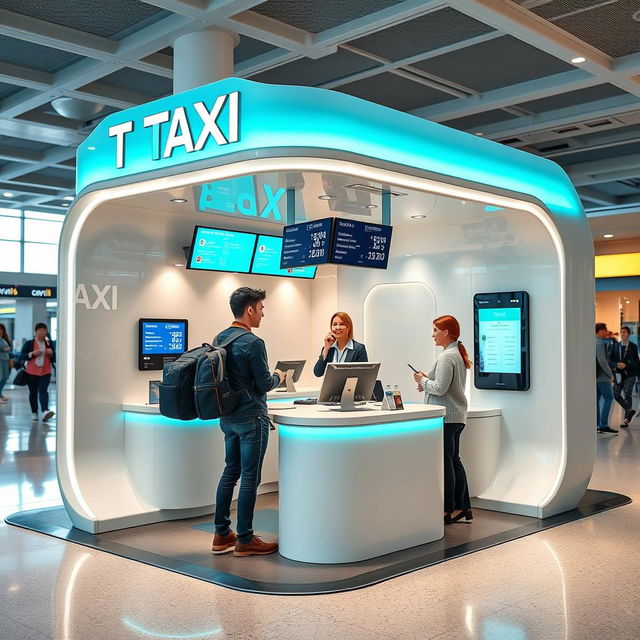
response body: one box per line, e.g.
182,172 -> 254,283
318,362 -> 380,411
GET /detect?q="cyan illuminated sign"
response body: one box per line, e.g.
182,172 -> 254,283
76,78 -> 583,221
108,91 -> 238,168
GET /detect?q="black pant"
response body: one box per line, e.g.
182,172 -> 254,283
26,373 -> 51,413
443,422 -> 471,512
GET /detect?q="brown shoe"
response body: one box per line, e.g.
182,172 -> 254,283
212,530 -> 237,554
233,536 -> 278,557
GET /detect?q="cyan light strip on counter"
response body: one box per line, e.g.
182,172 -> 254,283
278,417 -> 443,441
123,411 -> 220,429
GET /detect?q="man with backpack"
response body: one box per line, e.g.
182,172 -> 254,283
211,287 -> 285,557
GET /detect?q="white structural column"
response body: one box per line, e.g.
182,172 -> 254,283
173,27 -> 239,93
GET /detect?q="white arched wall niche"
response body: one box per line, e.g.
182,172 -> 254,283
363,282 -> 436,404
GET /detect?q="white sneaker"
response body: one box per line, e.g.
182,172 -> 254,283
32,412 -> 39,420
42,410 -> 54,422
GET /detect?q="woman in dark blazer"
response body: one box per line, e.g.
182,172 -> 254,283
313,312 -> 368,377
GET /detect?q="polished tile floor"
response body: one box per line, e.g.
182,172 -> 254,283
0,384 -> 638,639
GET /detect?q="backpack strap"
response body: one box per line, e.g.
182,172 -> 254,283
214,328 -> 249,349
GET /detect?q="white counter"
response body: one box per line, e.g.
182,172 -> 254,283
272,403 -> 446,564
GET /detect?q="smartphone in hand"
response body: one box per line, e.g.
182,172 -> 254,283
407,363 -> 419,373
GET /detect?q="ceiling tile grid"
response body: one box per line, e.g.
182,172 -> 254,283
0,0 -> 636,226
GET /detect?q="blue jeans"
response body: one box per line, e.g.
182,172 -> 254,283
214,415 -> 270,544
596,381 -> 614,429
0,360 -> 9,396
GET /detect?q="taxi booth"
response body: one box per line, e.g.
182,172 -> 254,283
15,77 -> 609,592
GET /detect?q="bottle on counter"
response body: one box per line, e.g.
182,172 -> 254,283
392,384 -> 404,410
384,384 -> 395,410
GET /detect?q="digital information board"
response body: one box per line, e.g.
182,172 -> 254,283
474,292 -> 529,391
478,308 -> 521,374
330,219 -> 392,269
187,226 -> 257,273
281,218 -> 333,268
251,235 -> 316,279
138,319 -> 188,371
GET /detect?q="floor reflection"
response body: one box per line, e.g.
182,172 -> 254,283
0,385 -> 61,518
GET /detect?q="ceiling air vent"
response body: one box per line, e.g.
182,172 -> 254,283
584,119 -> 613,128
343,184 -> 407,197
552,126 -> 580,134
539,143 -> 571,152
497,137 -> 522,144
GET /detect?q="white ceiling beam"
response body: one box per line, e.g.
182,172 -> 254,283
139,0 -> 206,17
321,31 -> 501,90
0,173 -> 73,191
543,127 -> 640,159
448,0 -> 640,98
0,147 -> 77,183
64,83 -> 158,110
412,69 -> 598,121
0,62 -> 53,91
235,49 -> 303,77
0,117 -> 85,146
316,0 -> 446,47
469,94 -> 640,140
567,153 -> 640,186
576,187 -> 618,206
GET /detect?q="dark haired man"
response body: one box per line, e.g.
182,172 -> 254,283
610,325 -> 639,428
211,287 -> 285,557
595,322 -> 617,435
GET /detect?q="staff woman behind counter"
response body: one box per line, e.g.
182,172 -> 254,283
313,312 -> 368,377
413,315 -> 473,525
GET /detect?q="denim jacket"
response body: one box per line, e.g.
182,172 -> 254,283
215,327 -> 281,421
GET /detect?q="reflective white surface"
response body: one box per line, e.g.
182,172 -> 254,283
1,387 -> 639,639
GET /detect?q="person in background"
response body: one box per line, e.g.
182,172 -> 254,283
595,322 -> 617,435
413,315 -> 473,524
0,323 -> 11,403
610,325 -> 639,428
313,312 -> 368,377
211,287 -> 285,558
19,322 -> 55,422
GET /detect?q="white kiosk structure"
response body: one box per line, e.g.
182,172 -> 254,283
58,78 -> 594,544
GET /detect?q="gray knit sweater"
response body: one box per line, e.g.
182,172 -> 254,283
421,341 -> 468,424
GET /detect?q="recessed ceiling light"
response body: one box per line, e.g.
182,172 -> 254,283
405,253 -> 414,257
170,198 -> 188,203
2,192 -> 14,198
626,300 -> 630,304
62,203 -> 69,207
318,195 -> 335,200
172,263 -> 186,268
87,146 -> 96,151
63,196 -> 74,201
571,56 -> 586,64
474,132 -> 484,136
410,214 -> 426,219
603,233 -> 614,238
363,204 -> 377,209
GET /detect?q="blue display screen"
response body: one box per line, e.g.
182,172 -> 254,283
478,307 -> 521,374
251,235 -> 316,279
141,321 -> 187,355
188,226 -> 256,273
330,219 -> 392,269
281,218 -> 333,268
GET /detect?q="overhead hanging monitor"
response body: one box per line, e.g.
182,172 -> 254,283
187,226 -> 257,273
330,219 -> 393,269
474,291 -> 530,391
251,234 -> 317,279
281,217 -> 334,269
138,318 -> 188,371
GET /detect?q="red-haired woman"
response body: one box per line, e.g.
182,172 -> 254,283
413,315 -> 473,524
313,312 -> 368,377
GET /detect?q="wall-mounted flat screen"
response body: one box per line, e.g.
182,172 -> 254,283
138,318 -> 188,371
251,234 -> 317,279
474,291 -> 530,391
330,219 -> 392,269
281,217 -> 333,269
187,226 -> 257,273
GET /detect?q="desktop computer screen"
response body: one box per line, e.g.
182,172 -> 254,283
318,362 -> 380,404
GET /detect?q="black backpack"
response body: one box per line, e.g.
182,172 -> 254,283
158,329 -> 248,421
193,329 -> 249,420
